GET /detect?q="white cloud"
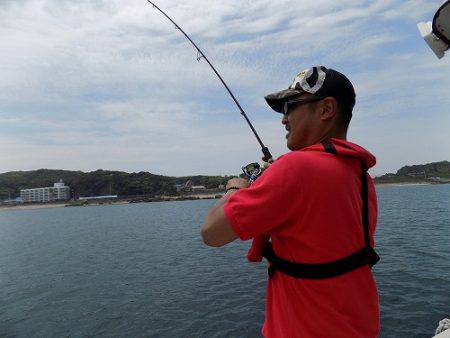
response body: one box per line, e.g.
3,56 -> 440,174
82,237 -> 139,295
0,0 -> 449,176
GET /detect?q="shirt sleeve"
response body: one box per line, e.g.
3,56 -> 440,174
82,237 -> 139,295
223,154 -> 301,240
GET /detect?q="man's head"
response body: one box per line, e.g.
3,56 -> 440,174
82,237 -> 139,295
265,66 -> 355,150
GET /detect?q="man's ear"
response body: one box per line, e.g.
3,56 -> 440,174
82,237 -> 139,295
319,97 -> 339,121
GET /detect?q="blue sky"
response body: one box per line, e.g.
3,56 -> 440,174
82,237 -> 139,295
0,0 -> 449,177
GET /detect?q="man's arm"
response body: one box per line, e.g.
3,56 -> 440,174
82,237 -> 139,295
201,178 -> 249,247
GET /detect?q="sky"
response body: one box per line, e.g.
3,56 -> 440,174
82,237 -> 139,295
0,0 -> 449,177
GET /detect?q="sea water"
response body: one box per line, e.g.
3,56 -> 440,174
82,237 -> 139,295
0,184 -> 449,337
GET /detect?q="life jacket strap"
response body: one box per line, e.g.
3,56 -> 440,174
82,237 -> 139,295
261,139 -> 380,279
263,242 -> 380,279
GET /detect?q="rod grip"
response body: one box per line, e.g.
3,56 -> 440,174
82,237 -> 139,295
261,147 -> 273,162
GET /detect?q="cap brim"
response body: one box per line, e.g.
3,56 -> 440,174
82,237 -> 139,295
264,88 -> 303,113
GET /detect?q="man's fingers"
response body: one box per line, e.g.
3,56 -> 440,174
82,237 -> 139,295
226,177 -> 250,190
261,156 -> 274,163
261,157 -> 274,171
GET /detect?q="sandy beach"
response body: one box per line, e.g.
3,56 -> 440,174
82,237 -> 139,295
0,203 -> 68,212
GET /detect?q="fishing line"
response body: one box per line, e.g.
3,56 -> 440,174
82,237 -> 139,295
146,1 -> 273,162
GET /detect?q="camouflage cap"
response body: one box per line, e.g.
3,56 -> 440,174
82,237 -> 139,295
265,66 -> 356,113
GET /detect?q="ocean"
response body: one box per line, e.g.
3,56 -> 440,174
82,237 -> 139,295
0,184 -> 449,337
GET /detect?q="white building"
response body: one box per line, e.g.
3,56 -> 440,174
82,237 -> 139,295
20,180 -> 70,203
175,180 -> 207,192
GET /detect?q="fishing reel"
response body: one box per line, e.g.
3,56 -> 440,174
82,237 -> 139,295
242,162 -> 263,183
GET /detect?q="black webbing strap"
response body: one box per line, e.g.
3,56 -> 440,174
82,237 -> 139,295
263,243 -> 380,279
322,139 -> 337,154
361,163 -> 371,247
262,140 -> 380,279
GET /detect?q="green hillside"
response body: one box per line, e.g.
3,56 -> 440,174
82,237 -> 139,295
374,161 -> 450,184
2,160 -> 448,200
0,169 -> 232,200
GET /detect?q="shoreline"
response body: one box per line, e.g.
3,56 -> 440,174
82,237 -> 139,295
0,193 -> 223,212
374,182 -> 433,187
0,203 -> 68,212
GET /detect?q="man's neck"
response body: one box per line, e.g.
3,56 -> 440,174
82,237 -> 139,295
319,129 -> 347,143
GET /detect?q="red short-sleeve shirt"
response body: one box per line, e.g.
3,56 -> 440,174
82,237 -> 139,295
223,140 -> 380,338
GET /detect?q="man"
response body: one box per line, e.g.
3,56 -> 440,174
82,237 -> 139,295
201,66 -> 380,337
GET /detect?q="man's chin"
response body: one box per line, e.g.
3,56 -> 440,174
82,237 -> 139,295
287,141 -> 298,151
286,134 -> 295,150
287,139 -> 306,151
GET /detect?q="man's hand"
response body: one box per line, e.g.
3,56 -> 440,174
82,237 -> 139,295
226,177 -> 250,191
261,156 -> 274,171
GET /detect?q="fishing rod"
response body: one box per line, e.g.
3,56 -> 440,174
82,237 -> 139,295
146,1 -> 273,165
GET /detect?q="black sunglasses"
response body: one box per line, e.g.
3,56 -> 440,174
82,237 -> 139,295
283,97 -> 324,115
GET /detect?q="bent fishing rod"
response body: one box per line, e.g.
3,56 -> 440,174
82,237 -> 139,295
146,1 -> 273,166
